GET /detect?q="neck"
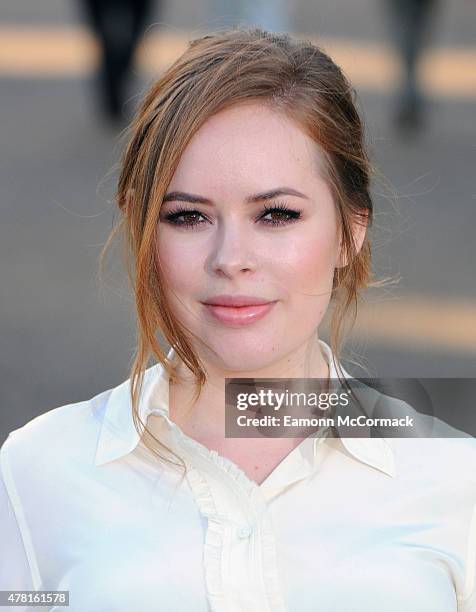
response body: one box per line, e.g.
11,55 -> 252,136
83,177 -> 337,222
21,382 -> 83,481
169,336 -> 330,438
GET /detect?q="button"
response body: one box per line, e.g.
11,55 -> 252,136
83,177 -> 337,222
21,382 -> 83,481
237,525 -> 253,539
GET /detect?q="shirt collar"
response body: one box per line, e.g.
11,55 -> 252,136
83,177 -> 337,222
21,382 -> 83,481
94,355 -> 171,467
318,340 -> 396,478
94,340 -> 396,478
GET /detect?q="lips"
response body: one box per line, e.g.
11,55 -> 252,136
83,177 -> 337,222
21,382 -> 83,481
202,301 -> 277,326
203,294 -> 274,307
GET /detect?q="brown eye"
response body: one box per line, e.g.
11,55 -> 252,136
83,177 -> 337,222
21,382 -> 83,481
260,202 -> 302,226
163,207 -> 209,229
266,209 -> 289,222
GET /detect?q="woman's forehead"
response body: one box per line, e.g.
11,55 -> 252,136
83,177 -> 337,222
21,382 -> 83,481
168,102 -> 326,192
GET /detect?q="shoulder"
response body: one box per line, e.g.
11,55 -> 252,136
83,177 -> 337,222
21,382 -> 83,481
381,395 -> 476,485
0,385 -> 114,487
388,431 -> 476,473
354,385 -> 476,483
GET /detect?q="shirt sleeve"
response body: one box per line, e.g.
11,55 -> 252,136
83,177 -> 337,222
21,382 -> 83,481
0,436 -> 35,607
459,501 -> 476,611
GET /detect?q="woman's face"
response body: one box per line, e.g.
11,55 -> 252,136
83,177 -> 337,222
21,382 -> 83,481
156,102 -> 343,372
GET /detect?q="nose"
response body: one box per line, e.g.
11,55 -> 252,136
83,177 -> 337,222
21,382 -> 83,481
208,218 -> 257,278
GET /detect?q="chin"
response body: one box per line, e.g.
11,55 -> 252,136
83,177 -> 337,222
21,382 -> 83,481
200,336 -> 286,373
216,356 -> 277,374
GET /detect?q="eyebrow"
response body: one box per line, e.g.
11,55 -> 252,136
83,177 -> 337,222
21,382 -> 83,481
162,187 -> 310,205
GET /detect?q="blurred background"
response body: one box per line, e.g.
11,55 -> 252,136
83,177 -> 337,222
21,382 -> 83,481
1,0 -> 475,443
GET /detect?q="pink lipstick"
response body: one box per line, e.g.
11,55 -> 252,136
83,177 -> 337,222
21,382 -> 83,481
201,295 -> 277,327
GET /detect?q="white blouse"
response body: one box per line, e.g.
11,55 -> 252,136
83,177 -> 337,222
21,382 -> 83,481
1,340 -> 476,611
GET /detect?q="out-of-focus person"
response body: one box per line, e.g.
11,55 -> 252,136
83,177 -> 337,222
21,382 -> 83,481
383,0 -> 440,132
209,0 -> 290,32
78,0 -> 154,123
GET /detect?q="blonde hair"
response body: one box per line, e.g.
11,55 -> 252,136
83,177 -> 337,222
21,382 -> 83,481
100,26 -> 387,476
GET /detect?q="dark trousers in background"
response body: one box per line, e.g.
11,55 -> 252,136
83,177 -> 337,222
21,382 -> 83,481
384,0 -> 439,128
80,0 -> 154,120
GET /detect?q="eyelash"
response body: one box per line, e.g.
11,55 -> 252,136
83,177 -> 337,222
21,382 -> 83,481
162,201 -> 302,229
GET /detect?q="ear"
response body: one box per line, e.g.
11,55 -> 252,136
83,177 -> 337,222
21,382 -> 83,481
336,209 -> 369,268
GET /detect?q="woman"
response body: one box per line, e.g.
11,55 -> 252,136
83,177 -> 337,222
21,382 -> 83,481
1,27 -> 475,611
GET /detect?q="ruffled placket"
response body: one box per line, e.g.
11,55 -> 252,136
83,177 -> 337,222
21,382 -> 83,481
153,408 -> 288,612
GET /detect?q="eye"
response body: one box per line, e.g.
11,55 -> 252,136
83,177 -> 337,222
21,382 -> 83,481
259,201 -> 302,226
162,206 -> 210,229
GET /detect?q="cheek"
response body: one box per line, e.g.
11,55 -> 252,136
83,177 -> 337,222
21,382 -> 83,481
156,232 -> 202,294
277,231 -> 337,331
274,226 -> 339,293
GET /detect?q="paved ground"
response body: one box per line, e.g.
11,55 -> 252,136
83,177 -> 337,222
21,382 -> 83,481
1,0 -> 475,443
